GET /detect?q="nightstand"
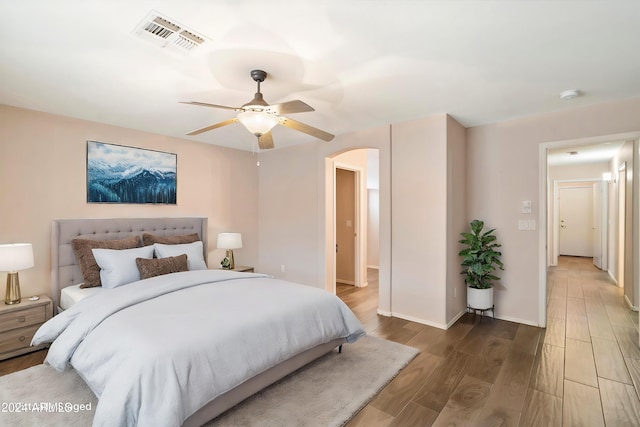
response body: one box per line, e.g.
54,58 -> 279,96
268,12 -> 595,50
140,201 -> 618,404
0,295 -> 53,361
220,266 -> 254,273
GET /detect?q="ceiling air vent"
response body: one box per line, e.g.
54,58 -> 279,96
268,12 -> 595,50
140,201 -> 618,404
133,11 -> 208,55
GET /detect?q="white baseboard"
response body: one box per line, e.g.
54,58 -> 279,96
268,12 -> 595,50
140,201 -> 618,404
367,265 -> 379,270
624,295 -> 639,312
608,270 -> 620,286
376,308 -> 392,317
389,312 -> 448,330
493,313 -> 541,327
446,310 -> 467,329
336,279 -> 355,286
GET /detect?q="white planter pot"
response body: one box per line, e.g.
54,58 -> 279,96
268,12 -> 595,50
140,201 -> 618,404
467,287 -> 494,310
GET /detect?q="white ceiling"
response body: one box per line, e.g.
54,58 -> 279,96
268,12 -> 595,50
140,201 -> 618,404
1,1 -> 639,156
547,141 -> 626,167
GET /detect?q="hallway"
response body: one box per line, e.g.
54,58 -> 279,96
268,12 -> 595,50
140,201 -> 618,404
544,255 -> 640,425
338,257 -> 640,425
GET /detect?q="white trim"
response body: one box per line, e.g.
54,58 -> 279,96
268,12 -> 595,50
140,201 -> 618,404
367,265 -> 380,269
494,314 -> 541,327
538,144 -> 548,328
336,279 -> 355,286
390,312 -> 449,330
624,295 -> 639,312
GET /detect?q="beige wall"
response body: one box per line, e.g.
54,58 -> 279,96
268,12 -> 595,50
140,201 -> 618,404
610,141 -> 636,307
446,115 -> 468,322
0,105 -> 259,298
367,189 -> 380,268
5,95 -> 640,329
258,125 -> 393,311
391,114 -> 448,325
467,97 -> 640,326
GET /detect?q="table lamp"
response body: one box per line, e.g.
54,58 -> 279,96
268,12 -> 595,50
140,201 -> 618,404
0,243 -> 34,305
217,233 -> 242,269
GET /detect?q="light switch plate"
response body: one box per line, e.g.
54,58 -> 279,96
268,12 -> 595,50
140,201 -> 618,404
522,200 -> 532,214
519,220 -> 536,230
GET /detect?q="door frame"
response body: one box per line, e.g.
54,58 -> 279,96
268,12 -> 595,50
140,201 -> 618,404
539,131 -> 640,328
332,161 -> 367,292
618,162 -> 626,291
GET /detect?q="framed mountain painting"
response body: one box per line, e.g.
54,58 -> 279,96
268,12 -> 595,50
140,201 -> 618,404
86,141 -> 177,204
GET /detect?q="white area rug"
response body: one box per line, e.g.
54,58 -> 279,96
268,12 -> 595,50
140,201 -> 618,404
0,336 -> 418,427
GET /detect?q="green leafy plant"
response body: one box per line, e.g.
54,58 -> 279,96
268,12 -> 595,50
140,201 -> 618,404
459,219 -> 504,289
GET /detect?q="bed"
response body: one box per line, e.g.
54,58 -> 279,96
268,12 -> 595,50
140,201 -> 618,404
35,217 -> 365,427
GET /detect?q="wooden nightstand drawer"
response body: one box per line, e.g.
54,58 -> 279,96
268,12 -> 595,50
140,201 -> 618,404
0,305 -> 47,333
0,324 -> 41,355
0,295 -> 52,361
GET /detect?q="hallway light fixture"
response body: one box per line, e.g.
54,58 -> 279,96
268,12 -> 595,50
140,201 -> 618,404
602,172 -> 612,182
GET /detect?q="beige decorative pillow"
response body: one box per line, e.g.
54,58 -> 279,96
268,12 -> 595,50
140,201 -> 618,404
72,236 -> 141,288
142,233 -> 200,246
136,254 -> 189,280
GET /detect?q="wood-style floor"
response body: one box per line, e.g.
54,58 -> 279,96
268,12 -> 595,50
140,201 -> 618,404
1,257 -> 638,426
339,257 -> 640,426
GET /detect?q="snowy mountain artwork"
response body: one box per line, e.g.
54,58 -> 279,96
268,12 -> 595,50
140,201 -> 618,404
87,141 -> 177,204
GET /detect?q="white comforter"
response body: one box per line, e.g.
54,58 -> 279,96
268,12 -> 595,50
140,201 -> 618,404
32,270 -> 365,427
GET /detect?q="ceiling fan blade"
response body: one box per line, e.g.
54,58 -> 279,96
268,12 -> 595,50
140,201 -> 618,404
180,101 -> 240,111
266,100 -> 314,115
278,117 -> 334,142
258,132 -> 275,149
186,118 -> 238,136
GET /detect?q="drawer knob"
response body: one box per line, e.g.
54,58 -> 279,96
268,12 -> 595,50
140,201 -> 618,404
18,316 -> 26,323
19,336 -> 26,342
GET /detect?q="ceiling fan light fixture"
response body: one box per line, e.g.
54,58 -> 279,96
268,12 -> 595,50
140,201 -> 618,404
237,111 -> 279,136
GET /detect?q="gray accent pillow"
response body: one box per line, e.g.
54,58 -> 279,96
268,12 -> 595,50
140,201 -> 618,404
136,254 -> 189,280
72,235 -> 141,288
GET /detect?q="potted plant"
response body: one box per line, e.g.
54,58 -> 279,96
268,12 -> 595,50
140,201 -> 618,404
459,219 -> 504,311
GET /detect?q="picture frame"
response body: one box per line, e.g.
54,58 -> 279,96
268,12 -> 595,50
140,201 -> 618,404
86,141 -> 177,204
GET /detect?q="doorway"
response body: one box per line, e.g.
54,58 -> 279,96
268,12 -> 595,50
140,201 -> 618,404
326,149 -> 380,309
552,179 -> 607,269
558,185 -> 594,258
335,168 -> 356,285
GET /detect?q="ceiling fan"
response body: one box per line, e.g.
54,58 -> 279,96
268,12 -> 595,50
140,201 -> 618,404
181,69 -> 334,149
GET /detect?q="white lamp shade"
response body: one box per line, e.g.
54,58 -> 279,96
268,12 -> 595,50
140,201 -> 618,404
237,111 -> 279,136
217,233 -> 243,250
0,243 -> 34,272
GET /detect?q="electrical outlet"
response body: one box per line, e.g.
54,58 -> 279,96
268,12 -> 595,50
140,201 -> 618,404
280,264 -> 285,273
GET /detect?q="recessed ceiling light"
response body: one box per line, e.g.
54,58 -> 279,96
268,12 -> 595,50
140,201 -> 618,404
568,151 -> 578,155
559,89 -> 580,100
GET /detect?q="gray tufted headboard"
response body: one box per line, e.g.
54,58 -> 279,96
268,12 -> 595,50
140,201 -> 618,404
51,217 -> 208,310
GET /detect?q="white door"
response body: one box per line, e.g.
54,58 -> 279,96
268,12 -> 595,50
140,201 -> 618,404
592,182 -> 603,269
559,186 -> 593,257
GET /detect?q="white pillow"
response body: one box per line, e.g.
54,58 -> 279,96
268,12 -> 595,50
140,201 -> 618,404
92,246 -> 154,288
153,241 -> 207,271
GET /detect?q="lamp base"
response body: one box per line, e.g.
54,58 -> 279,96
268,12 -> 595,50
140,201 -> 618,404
226,249 -> 235,270
5,272 -> 21,305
